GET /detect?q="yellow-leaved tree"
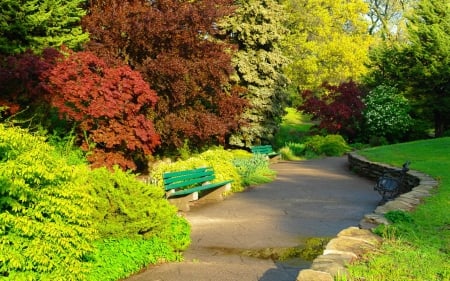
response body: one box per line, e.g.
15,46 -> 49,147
283,0 -> 374,91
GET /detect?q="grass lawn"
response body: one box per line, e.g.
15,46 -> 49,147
345,137 -> 450,281
272,108 -> 313,149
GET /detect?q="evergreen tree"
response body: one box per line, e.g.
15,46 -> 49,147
403,0 -> 450,136
366,0 -> 450,136
219,0 -> 289,147
0,0 -> 88,54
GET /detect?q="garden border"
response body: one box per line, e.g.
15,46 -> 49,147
296,152 -> 439,281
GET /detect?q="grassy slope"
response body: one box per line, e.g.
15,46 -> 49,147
273,108 -> 313,149
347,138 -> 450,281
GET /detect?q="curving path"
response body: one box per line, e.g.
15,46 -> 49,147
126,157 -> 379,281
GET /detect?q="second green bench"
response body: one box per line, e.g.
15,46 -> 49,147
251,145 -> 280,158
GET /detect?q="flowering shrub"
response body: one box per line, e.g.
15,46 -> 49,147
362,85 -> 412,142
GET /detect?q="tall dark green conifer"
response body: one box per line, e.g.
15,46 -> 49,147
0,0 -> 88,54
404,0 -> 450,136
366,0 -> 450,136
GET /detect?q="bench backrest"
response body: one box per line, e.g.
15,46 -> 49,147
163,167 -> 215,191
251,145 -> 274,154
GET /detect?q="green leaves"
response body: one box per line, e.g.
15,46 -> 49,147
366,0 -> 450,137
283,0 -> 373,90
88,166 -> 187,245
220,0 -> 289,146
0,124 -> 96,280
0,124 -> 190,279
86,237 -> 183,281
0,0 -> 88,54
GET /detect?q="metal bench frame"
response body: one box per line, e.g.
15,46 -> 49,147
374,161 -> 410,204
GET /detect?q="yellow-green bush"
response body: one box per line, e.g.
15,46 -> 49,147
87,166 -> 190,250
0,124 -> 96,280
0,124 -> 191,280
150,147 -> 243,192
304,134 -> 351,157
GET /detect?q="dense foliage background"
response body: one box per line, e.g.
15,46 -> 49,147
1,0 -> 449,279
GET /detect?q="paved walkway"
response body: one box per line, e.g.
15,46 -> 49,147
126,157 -> 379,281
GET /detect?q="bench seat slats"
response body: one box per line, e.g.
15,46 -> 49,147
163,167 -> 233,211
165,174 -> 215,190
169,180 -> 233,198
163,167 -> 208,178
251,145 -> 280,157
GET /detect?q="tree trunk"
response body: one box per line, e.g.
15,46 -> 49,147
434,110 -> 445,137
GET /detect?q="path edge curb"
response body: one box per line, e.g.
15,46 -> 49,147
296,152 -> 439,281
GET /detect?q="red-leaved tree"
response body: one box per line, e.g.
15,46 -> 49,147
0,49 -> 61,116
42,50 -> 160,170
82,0 -> 248,151
298,81 -> 366,141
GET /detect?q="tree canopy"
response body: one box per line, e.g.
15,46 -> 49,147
366,0 -> 416,41
83,0 -> 247,152
366,0 -> 450,136
283,0 -> 374,90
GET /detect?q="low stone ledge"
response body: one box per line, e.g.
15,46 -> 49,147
297,227 -> 382,281
297,269 -> 334,281
348,152 -> 438,228
296,153 -> 438,281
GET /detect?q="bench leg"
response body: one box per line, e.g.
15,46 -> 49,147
168,192 -> 199,212
199,183 -> 231,202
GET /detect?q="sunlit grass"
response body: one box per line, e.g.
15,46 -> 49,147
273,108 -> 313,150
346,138 -> 450,281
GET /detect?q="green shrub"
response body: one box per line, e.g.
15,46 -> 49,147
46,129 -> 88,166
279,146 -> 302,161
87,166 -> 190,251
151,147 -> 243,192
285,142 -> 305,156
0,124 -> 96,280
304,135 -> 351,157
233,154 -> 276,186
229,149 -> 253,159
368,135 -> 389,147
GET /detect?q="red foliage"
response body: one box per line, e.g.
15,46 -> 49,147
42,50 -> 160,170
82,0 -> 248,150
298,81 -> 365,140
0,49 -> 61,116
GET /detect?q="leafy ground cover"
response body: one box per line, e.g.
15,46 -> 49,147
344,138 -> 450,281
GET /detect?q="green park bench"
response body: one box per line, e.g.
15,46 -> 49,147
163,167 -> 232,211
251,145 -> 280,158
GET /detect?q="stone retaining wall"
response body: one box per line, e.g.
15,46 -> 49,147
296,152 -> 439,281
